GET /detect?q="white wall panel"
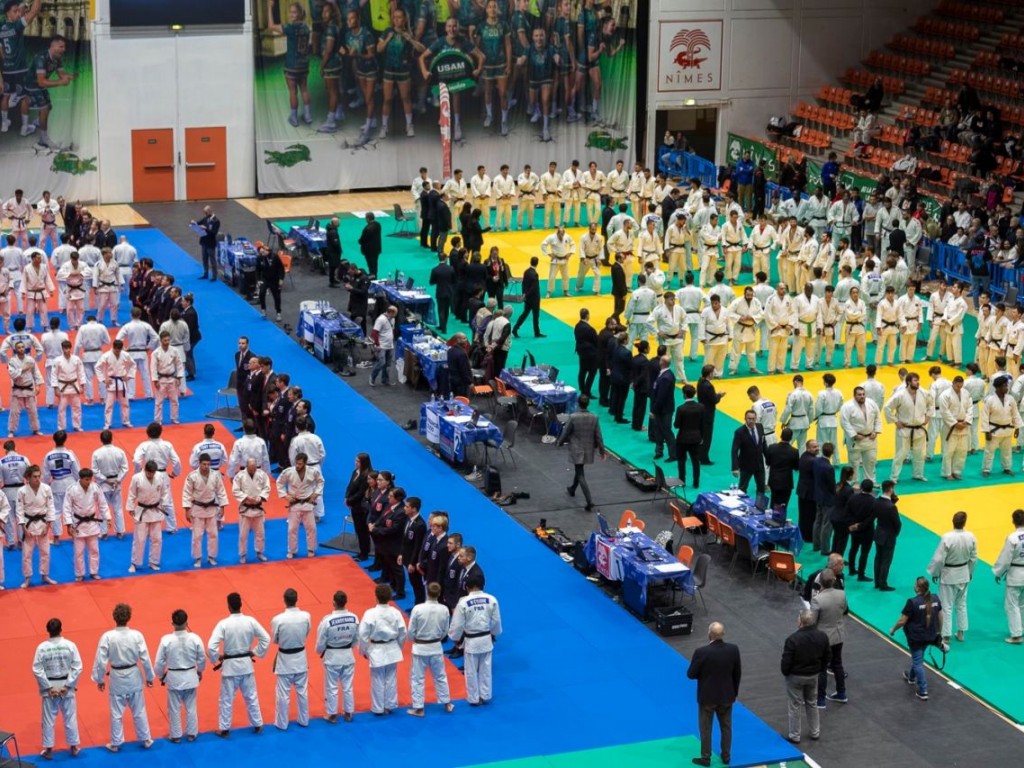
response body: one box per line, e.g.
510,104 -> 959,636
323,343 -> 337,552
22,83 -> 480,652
729,18 -> 794,91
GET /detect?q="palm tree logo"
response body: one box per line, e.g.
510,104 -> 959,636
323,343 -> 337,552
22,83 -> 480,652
670,29 -> 711,69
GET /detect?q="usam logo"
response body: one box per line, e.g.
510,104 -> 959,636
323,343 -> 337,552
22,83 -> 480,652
669,28 -> 711,70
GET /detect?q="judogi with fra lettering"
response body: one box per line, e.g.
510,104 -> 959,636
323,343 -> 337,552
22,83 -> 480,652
33,631 -> 83,754
316,606 -> 360,721
449,587 -> 503,705
271,604 -> 312,730
359,600 -> 407,714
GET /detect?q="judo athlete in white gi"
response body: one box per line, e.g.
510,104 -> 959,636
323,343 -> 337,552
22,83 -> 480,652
0,491 -> 9,582
208,592 -> 271,735
288,417 -> 326,521
91,603 -> 155,752
994,510 -> 1024,644
227,420 -> 273,477
884,373 -> 933,483
18,466 -> 57,587
93,249 -> 123,325
151,332 -> 184,425
981,375 -> 1023,476
939,377 -> 973,480
359,583 -> 407,714
316,590 -> 360,723
92,430 -> 129,537
407,582 -> 454,717
58,255 -> 90,330
183,454 -> 229,567
126,461 -> 172,572
190,423 -> 228,472
134,422 -> 182,532
449,575 -> 503,706
234,458 -> 271,563
271,588 -> 312,730
117,307 -> 158,399
815,375 -> 844,459
1,442 -> 30,549
42,431 -> 80,541
153,609 -> 206,742
926,512 -> 978,643
20,251 -> 55,332
72,316 -> 111,403
34,618 -> 83,758
52,341 -> 86,431
839,387 -> 882,483
277,453 -> 323,558
65,469 -> 109,580
781,376 -> 815,453
8,341 -> 43,437
40,318 -> 69,409
96,339 -> 136,429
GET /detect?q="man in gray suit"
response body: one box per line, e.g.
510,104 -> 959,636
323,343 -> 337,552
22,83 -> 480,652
557,394 -> 606,511
811,568 -> 848,705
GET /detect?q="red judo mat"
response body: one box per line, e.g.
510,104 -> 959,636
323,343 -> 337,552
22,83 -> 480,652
5,421 -> 285,527
0,555 -> 466,753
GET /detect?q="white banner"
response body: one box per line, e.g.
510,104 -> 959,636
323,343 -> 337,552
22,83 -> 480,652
425,407 -> 440,444
655,20 -> 723,93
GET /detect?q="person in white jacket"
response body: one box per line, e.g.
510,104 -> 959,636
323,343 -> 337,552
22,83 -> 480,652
938,376 -> 973,480
183,454 -> 229,568
840,387 -> 882,483
126,462 -> 172,572
270,588 -> 312,730
33,617 -> 83,759
96,339 -> 137,429
18,465 -> 57,587
91,603 -> 155,752
52,341 -> 85,432
153,608 -> 206,743
151,332 -> 185,425
316,589 -> 361,723
207,592 -> 271,735
277,453 -> 324,559
980,374 -> 1023,477
64,468 -> 109,581
234,458 -> 271,564
359,583 -> 407,714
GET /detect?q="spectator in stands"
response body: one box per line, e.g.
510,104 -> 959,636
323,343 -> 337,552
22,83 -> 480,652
956,83 -> 980,115
852,109 -> 876,157
446,333 -> 471,399
966,234 -> 993,307
891,152 -> 917,176
938,98 -> 958,141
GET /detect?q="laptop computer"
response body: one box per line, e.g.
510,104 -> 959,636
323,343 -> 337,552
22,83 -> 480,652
762,504 -> 788,528
754,493 -> 769,512
597,512 -> 614,537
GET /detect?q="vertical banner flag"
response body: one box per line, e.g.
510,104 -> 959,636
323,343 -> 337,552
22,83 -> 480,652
254,0 -> 639,194
439,82 -> 452,182
0,1 -> 98,203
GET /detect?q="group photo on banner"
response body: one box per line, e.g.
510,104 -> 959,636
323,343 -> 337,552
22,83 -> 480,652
254,0 -> 639,193
0,0 -> 98,201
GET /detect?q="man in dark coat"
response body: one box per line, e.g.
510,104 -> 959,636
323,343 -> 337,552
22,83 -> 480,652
846,479 -> 876,580
557,394 -> 606,511
607,333 -> 632,423
181,294 -> 201,381
574,308 -> 600,397
398,496 -> 427,602
611,252 -> 628,320
324,217 -> 343,286
686,621 -> 741,767
796,440 -> 820,544
429,252 -> 455,334
731,409 -> 767,496
432,187 -> 452,253
512,256 -> 544,337
446,334 -> 472,398
597,317 -> 619,407
420,183 -> 437,248
697,365 -> 724,465
193,205 -> 220,280
872,480 -> 901,591
650,356 -> 677,460
765,427 -> 800,509
358,212 -> 382,277
674,383 -> 705,487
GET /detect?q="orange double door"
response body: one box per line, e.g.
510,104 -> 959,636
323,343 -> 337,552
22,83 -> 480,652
130,126 -> 227,203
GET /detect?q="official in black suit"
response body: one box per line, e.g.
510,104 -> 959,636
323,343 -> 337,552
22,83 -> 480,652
872,480 -> 902,591
596,317 -> 619,406
512,256 -> 543,337
630,340 -> 651,431
256,247 -> 285,320
98,221 -> 117,250
345,453 -> 373,560
765,427 -> 800,509
731,410 -> 767,496
432,189 -> 452,253
846,479 -> 876,579
439,535 -> 464,611
796,441 -> 820,543
324,217 -> 343,286
446,334 -> 472,398
674,384 -> 705,487
358,212 -> 382,277
398,498 -> 428,602
686,621 -> 741,767
610,253 -> 628,320
181,295 -> 201,381
420,184 -> 437,248
192,206 -> 220,280
456,547 -> 485,598
607,333 -> 633,423
417,514 -> 448,588
697,366 -> 724,464
429,252 -> 456,333
650,357 -> 677,459
370,487 -> 408,595
235,337 -> 255,417
574,308 -> 600,397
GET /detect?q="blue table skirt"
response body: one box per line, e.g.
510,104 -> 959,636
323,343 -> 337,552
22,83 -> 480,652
419,401 -> 502,462
585,531 -> 694,616
691,492 -> 804,554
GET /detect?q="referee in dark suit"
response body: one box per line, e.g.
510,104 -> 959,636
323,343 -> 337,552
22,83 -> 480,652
687,621 -> 742,766
193,205 -> 220,280
731,409 -> 767,496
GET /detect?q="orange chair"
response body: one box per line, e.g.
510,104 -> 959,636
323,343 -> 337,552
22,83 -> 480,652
678,545 -> 694,567
618,509 -> 637,529
670,502 -> 706,551
706,513 -> 722,544
766,550 -> 803,591
454,396 -> 471,405
718,522 -> 736,563
278,251 -> 295,288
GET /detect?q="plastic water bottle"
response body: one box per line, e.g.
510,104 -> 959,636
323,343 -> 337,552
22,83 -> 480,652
430,393 -> 436,403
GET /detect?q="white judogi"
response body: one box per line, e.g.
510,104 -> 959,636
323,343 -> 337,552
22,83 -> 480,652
751,397 -> 779,446
581,168 -> 606,223
840,397 -> 882,482
449,590 -> 503,705
470,172 -> 492,225
1,450 -> 29,548
0,493 -> 9,581
606,166 -> 630,207
928,528 -> 978,640
561,167 -> 584,225
443,176 -> 467,227
51,353 -> 85,431
20,261 -> 54,331
927,288 -> 951,358
227,434 -> 272,477
277,465 -> 324,557
885,387 -> 933,481
190,438 -> 227,471
792,293 -> 820,369
816,387 -> 844,457
678,284 -> 705,360
207,612 -> 271,731
943,294 -> 969,365
96,349 -> 135,428
18,483 -> 55,582
516,170 -> 540,229
116,319 -> 159,398
607,226 -> 637,285
270,605 -> 312,730
91,625 -> 155,748
651,302 -> 687,381
817,296 -> 842,366
994,526 -> 1024,638
93,257 -> 122,324
33,634 -> 82,751
928,375 -> 953,458
408,600 -> 452,710
965,374 -> 988,453
541,231 -> 575,297
843,298 -> 868,366
289,430 -> 327,520
764,293 -> 795,374
58,263 -> 90,328
697,222 -> 723,287
150,345 -> 184,424
747,223 -> 778,281
721,219 -> 747,282
874,296 -> 900,366
874,204 -> 902,252
624,285 -> 657,345
127,471 -> 172,570
8,353 -> 42,436
233,466 -> 271,562
316,608 -> 360,718
64,482 -> 109,579
0,329 -> 43,362
183,468 -> 228,564
664,219 -> 690,281
895,292 -> 923,363
42,445 -> 80,539
134,438 -> 181,531
113,240 -> 138,289
827,199 -> 858,244
359,603 -> 407,714
540,170 -> 563,227
40,329 -> 69,408
782,387 -> 816,453
980,391 -> 1023,474
492,172 -> 516,231
153,629 -> 206,740
699,305 -> 731,376
727,296 -> 762,375
92,444 -> 129,536
576,231 -> 604,294
638,226 -> 663,268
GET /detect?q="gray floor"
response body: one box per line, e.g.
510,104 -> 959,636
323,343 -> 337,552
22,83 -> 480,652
147,199 -> 1022,768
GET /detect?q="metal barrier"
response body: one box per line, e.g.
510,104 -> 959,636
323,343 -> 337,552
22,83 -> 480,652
931,240 -> 1024,299
658,149 -> 717,188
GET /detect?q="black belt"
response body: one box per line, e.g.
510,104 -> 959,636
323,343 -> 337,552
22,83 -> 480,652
157,372 -> 178,380
989,422 -> 1014,433
326,642 -> 354,649
822,411 -> 837,416
5,482 -> 23,487
47,675 -> 68,681
25,513 -> 47,524
241,503 -> 265,513
73,514 -> 98,523
369,639 -> 396,644
111,663 -> 136,670
848,321 -> 864,327
100,281 -> 117,287
139,502 -> 162,510
222,651 -> 254,659
290,496 -> 314,506
191,500 -> 220,508
277,647 -> 304,654
708,332 -> 727,340
168,666 -> 195,672
823,323 -> 836,329
944,561 -> 969,568
905,424 -> 926,446
128,348 -> 148,353
881,322 -> 898,328
464,631 -> 491,639
1010,563 -> 1024,568
414,637 -> 445,644
12,384 -> 34,392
